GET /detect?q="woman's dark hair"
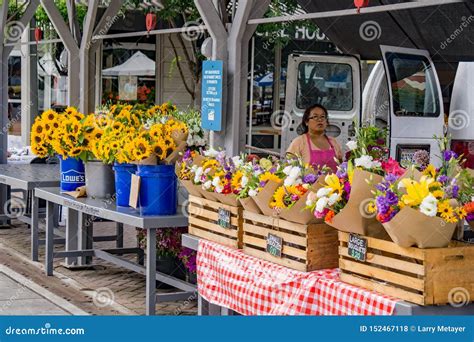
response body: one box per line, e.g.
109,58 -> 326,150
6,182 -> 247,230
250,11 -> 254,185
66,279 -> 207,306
299,103 -> 329,134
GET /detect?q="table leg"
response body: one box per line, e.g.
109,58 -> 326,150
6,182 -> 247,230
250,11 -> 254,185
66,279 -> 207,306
0,184 -> 11,226
198,294 -> 209,316
31,192 -> 39,261
78,213 -> 93,265
116,222 -> 124,248
146,228 -> 157,315
65,208 -> 79,266
45,201 -> 55,276
52,204 -> 60,228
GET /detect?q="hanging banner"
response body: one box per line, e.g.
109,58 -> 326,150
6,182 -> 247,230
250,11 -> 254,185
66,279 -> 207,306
201,60 -> 223,131
119,75 -> 137,101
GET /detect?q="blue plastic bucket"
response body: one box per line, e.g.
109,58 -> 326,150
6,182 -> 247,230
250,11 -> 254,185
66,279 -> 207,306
113,163 -> 137,207
137,165 -> 177,216
60,157 -> 85,191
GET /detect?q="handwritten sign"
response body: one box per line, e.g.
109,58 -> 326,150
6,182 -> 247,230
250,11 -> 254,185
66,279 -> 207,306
266,233 -> 283,258
348,233 -> 367,262
217,208 -> 230,228
201,60 -> 223,131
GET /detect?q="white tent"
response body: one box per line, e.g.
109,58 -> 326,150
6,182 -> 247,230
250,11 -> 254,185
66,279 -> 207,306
102,51 -> 155,77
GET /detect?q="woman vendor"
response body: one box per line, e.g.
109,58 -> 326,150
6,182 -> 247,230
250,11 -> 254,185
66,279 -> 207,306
287,103 -> 342,171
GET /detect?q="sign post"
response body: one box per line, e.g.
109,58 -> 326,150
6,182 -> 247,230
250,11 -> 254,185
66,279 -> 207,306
201,60 -> 224,132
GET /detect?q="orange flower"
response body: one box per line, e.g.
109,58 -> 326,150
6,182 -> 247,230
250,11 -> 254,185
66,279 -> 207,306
324,210 -> 335,223
463,202 -> 474,214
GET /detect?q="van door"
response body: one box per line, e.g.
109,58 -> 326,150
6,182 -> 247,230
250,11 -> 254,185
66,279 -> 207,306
282,54 -> 362,154
380,46 -> 444,167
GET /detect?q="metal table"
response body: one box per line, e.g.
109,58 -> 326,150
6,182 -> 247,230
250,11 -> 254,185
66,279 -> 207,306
36,187 -> 196,315
182,234 -> 474,316
0,164 -> 121,262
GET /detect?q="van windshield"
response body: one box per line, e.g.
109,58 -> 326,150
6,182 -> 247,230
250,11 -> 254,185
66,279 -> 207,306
296,62 -> 353,111
385,52 -> 440,117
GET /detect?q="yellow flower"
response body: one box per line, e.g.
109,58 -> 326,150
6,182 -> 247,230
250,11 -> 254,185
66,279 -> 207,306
456,207 -> 467,220
270,186 -> 286,209
231,171 -> 243,189
43,109 -> 58,123
259,172 -> 281,184
132,137 -> 152,161
423,164 -> 437,178
324,174 -> 343,195
432,190 -> 444,199
152,141 -> 167,160
367,202 -> 377,214
400,176 -> 433,206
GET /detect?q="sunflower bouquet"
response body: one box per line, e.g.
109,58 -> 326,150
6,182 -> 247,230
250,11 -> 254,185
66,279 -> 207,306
30,109 -> 61,157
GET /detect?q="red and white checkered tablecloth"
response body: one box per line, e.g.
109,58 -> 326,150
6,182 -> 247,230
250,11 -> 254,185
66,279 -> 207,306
197,240 -> 399,316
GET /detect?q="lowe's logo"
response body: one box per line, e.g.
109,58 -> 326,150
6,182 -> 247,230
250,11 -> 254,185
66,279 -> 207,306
61,170 -> 85,183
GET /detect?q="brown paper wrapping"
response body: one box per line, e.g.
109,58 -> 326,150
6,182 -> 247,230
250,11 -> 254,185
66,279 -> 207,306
239,197 -> 261,214
179,179 -> 202,197
466,168 -> 474,178
198,188 -> 219,201
382,206 -> 457,248
164,141 -> 187,165
171,130 -> 188,145
400,168 -> 423,181
212,192 -> 241,207
65,186 -> 87,198
279,190 -> 323,225
132,154 -> 157,166
326,169 -> 385,237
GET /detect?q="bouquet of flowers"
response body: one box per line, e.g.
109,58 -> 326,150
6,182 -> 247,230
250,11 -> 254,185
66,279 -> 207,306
371,168 -> 466,248
306,161 -> 353,224
30,109 -> 62,158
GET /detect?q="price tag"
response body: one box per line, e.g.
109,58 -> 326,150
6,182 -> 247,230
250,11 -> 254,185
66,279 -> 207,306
348,233 -> 367,262
217,208 -> 231,228
266,233 -> 283,258
129,174 -> 141,209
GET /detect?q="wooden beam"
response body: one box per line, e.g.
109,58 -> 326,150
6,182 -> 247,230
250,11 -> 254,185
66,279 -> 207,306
4,0 -> 40,56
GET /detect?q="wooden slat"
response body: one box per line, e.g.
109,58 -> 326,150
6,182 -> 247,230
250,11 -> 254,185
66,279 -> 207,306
189,195 -> 240,215
189,216 -> 238,238
339,259 -> 425,291
340,273 -> 425,305
243,211 -> 308,234
338,232 -> 425,260
242,222 -> 307,247
243,235 -> 307,260
189,205 -> 240,227
243,246 -> 307,272
339,246 -> 425,276
188,228 -> 237,248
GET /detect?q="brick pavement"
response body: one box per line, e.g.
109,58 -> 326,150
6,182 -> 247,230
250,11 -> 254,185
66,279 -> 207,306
0,219 -> 197,315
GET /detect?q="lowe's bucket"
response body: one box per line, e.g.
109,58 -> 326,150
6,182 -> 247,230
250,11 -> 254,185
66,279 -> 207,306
60,157 -> 85,192
85,161 -> 115,199
113,163 -> 137,207
137,165 -> 177,216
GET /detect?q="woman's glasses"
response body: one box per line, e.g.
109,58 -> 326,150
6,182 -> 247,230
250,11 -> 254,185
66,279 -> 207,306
308,116 -> 327,121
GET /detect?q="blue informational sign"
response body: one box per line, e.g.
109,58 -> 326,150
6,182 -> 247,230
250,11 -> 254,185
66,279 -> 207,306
201,60 -> 223,131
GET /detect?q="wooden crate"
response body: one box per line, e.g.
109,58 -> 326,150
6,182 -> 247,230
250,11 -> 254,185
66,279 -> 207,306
338,232 -> 474,305
242,210 -> 338,272
188,195 -> 243,249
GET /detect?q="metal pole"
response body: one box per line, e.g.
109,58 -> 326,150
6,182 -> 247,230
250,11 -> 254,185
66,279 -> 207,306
248,0 -> 465,25
92,26 -> 207,41
247,36 -> 255,153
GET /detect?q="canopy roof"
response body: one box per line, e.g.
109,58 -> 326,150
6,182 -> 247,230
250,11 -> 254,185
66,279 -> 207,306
102,51 -> 155,76
297,0 -> 474,62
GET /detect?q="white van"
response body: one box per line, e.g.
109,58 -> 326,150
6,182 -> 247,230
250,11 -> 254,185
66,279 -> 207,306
283,46 -> 447,166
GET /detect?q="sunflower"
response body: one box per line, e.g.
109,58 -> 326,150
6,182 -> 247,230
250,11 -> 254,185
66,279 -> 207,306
231,171 -> 243,189
132,138 -> 152,161
33,122 -> 45,135
422,164 -> 437,178
456,207 -> 467,220
438,201 -> 456,221
259,171 -> 281,184
68,147 -> 83,157
64,106 -> 78,116
43,109 -> 58,123
152,141 -> 167,159
112,121 -> 124,131
270,186 -> 286,209
432,190 -> 444,199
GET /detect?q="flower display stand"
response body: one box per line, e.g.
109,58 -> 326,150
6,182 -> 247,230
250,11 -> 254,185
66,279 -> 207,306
188,195 -> 243,249
338,231 -> 474,305
242,210 -> 339,272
